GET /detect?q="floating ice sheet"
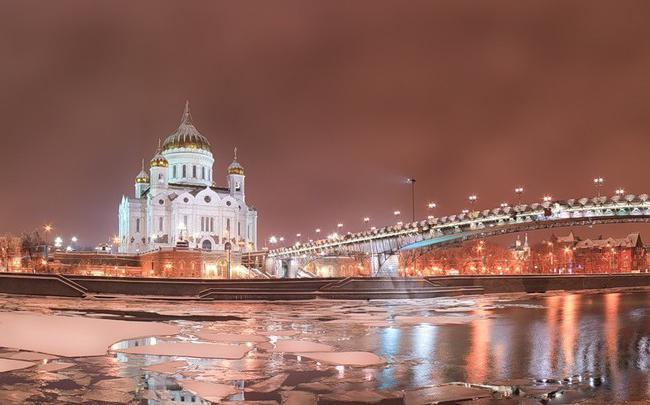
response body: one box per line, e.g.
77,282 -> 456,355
0,358 -> 34,372
0,312 -> 179,357
298,351 -> 385,367
117,341 -> 250,359
180,380 -> 239,402
273,340 -> 335,353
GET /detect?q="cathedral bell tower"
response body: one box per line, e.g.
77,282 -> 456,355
227,147 -> 245,202
149,139 -> 169,195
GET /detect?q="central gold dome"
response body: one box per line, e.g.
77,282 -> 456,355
162,101 -> 211,152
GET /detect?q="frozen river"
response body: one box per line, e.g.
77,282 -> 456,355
1,288 -> 650,404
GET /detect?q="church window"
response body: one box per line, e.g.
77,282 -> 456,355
210,218 -> 214,232
136,218 -> 140,233
238,222 -> 241,236
226,218 -> 231,232
202,167 -> 205,179
182,165 -> 186,177
158,173 -> 164,183
226,201 -> 232,206
193,165 -> 197,178
173,165 -> 177,178
158,199 -> 164,205
204,196 -> 211,203
183,215 -> 188,228
158,217 -> 163,232
201,217 -> 205,231
235,182 -> 241,191
183,197 -> 189,203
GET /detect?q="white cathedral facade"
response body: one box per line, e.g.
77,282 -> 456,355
118,102 -> 258,254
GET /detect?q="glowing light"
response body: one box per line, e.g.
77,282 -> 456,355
427,202 -> 437,209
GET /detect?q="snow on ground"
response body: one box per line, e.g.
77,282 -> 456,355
273,340 -> 336,353
116,341 -> 251,359
297,351 -> 385,367
0,312 -> 179,357
0,358 -> 34,372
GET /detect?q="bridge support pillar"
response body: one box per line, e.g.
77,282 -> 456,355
287,259 -> 300,278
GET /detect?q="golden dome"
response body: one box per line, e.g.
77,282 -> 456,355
161,101 -> 211,152
150,140 -> 169,167
227,147 -> 244,175
135,160 -> 149,183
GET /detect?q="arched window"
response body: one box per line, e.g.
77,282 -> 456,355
182,165 -> 187,178
202,239 -> 212,250
202,167 -> 205,179
136,218 -> 140,233
193,165 -> 197,178
173,165 -> 177,178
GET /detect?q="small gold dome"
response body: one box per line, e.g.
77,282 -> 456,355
228,147 -> 244,175
150,152 -> 168,168
135,160 -> 149,183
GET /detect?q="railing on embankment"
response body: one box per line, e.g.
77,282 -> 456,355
2,272 -> 650,300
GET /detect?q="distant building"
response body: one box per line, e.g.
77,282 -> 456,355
510,233 -> 530,261
118,102 -> 258,255
573,233 -> 646,273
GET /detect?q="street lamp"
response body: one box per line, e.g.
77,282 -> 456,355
315,228 -> 321,240
593,177 -> 604,198
407,178 -> 416,222
468,195 -> 477,207
42,224 -> 52,272
393,210 -> 401,224
514,187 -> 524,206
500,202 -> 508,208
615,188 -> 625,196
543,195 -> 552,203
427,202 -> 436,220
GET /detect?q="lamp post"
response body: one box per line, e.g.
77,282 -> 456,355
593,177 -> 604,198
514,187 -> 524,206
407,178 -> 416,222
427,202 -> 436,220
615,188 -> 625,197
43,224 -> 52,272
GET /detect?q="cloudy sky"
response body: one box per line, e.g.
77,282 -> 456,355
2,1 -> 650,246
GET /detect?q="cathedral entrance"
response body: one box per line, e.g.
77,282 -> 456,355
201,239 -> 212,250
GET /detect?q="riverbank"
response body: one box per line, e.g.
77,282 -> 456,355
2,272 -> 650,300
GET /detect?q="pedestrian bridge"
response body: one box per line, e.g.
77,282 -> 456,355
267,194 -> 650,276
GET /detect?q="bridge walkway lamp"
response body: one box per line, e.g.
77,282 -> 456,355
427,202 -> 436,220
407,178 -> 416,222
514,187 -> 524,207
593,177 -> 604,199
615,188 -> 625,197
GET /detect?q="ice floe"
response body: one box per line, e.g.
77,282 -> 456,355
273,340 -> 335,353
245,372 -> 288,392
0,358 -> 34,372
297,351 -> 385,367
196,331 -> 268,343
281,390 -> 317,405
142,360 -> 188,374
0,312 -> 179,357
320,389 -> 401,403
116,341 -> 250,359
180,380 -> 239,402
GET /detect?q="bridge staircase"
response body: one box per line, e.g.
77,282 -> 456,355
55,274 -> 89,297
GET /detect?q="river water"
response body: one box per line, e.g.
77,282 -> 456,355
1,289 -> 649,404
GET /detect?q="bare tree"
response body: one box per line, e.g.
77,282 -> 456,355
20,231 -> 44,269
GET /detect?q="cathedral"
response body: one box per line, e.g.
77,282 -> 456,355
118,102 -> 258,255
